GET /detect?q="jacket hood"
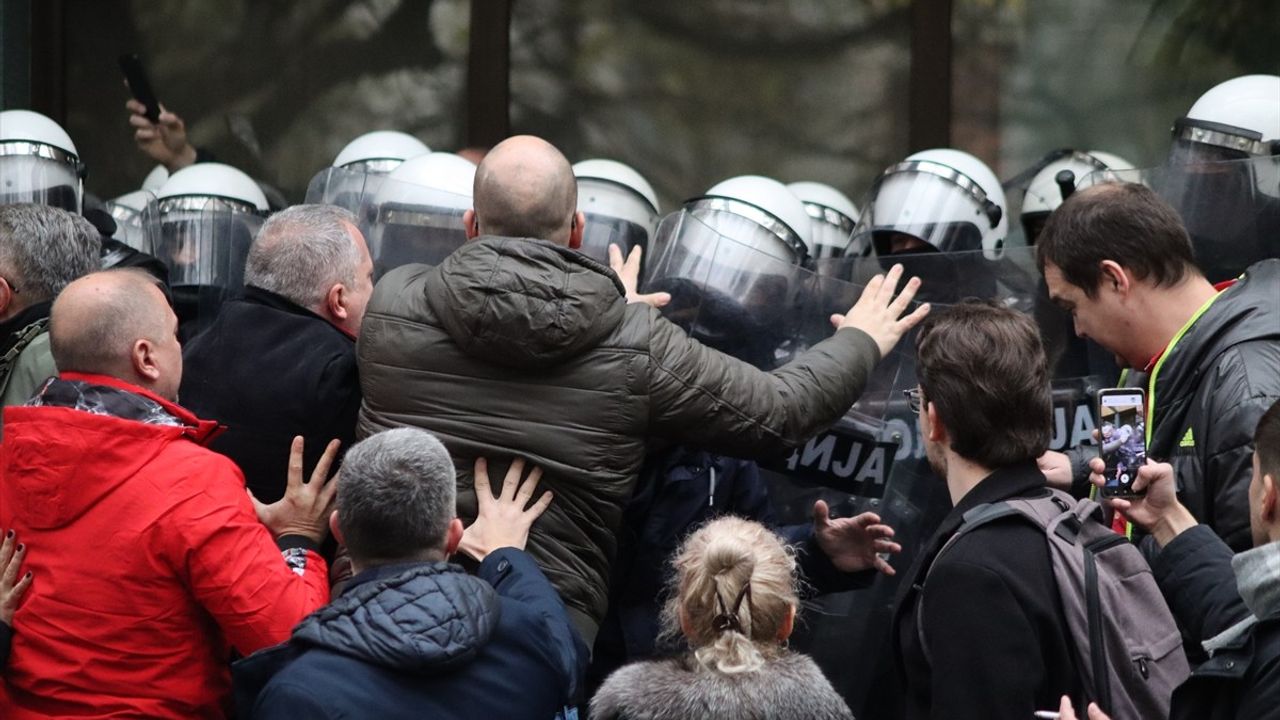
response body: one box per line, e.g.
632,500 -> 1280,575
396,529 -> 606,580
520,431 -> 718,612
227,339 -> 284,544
1,373 -> 220,530
1156,259 -> 1280,401
291,562 -> 499,674
424,236 -> 627,369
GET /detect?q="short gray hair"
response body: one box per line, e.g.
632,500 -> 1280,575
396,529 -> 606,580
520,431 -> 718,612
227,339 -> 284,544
244,204 -> 360,310
0,203 -> 101,302
337,428 -> 457,564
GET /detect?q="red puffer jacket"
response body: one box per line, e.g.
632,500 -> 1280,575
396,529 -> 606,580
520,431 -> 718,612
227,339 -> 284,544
0,373 -> 329,719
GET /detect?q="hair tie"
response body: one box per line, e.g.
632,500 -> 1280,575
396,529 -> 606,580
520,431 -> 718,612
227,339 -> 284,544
711,582 -> 752,633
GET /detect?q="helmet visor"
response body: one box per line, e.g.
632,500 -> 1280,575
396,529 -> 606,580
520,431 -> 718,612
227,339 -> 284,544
0,152 -> 81,212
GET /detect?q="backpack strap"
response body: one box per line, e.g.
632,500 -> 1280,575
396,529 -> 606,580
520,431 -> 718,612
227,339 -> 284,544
914,500 -> 1025,666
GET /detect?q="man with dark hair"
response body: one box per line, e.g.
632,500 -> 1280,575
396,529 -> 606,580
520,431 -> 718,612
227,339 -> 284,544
1064,398 -> 1280,720
235,430 -> 584,720
1037,182 -> 1280,552
0,204 -> 100,415
358,135 -> 928,645
181,204 -> 374,504
0,269 -> 335,718
890,300 -> 1082,720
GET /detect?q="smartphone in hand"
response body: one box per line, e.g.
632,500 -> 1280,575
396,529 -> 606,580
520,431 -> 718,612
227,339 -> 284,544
119,53 -> 162,124
1097,388 -> 1147,498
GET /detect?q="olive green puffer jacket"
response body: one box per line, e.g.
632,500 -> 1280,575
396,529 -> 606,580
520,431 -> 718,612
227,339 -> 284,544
356,236 -> 881,641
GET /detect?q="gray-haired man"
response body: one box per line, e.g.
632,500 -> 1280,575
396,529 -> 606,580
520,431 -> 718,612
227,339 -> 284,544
0,204 -> 100,415
234,428 -> 586,720
181,204 -> 374,504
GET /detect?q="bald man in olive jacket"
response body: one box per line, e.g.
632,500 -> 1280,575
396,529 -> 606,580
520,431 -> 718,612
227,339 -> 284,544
357,136 -> 928,644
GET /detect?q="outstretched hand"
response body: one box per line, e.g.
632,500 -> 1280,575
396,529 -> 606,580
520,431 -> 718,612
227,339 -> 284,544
249,437 -> 342,544
126,98 -> 197,171
609,243 -> 671,309
830,263 -> 930,358
812,500 -> 901,575
458,457 -> 554,562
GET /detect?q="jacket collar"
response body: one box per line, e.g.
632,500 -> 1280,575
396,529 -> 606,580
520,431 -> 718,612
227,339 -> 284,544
241,285 -> 356,341
55,372 -> 222,444
892,460 -> 1048,613
0,300 -> 52,353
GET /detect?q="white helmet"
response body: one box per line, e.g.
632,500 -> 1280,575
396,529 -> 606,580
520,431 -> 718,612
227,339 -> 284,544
573,159 -> 659,265
0,109 -> 85,212
697,175 -> 813,262
364,152 -> 476,276
141,165 -> 170,192
333,131 -> 431,173
573,159 -> 659,213
146,162 -> 268,310
1018,150 -> 1135,244
642,176 -> 811,370
857,148 -> 1007,257
156,162 -> 269,212
381,152 -> 476,201
786,181 -> 860,260
1173,75 -> 1280,161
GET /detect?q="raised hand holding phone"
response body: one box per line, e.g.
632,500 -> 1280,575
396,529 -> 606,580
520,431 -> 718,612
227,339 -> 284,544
1096,388 -> 1147,498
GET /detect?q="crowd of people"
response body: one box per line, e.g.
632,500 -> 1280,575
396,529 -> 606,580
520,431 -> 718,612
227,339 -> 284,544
0,68 -> 1277,720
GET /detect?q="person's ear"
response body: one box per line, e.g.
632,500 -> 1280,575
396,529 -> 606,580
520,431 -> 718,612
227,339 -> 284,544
132,337 -> 161,384
1099,260 -> 1131,297
329,510 -> 344,546
679,604 -> 694,639
777,603 -> 796,642
464,209 -> 480,241
324,282 -> 348,324
923,402 -> 947,444
1262,473 -> 1278,524
444,517 -> 465,556
0,277 -> 15,317
568,210 -> 585,250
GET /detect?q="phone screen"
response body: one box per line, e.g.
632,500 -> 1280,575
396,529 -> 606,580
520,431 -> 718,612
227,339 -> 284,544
1098,390 -> 1147,497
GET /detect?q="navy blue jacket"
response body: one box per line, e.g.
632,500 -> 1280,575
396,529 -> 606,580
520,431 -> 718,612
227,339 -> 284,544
233,549 -> 587,720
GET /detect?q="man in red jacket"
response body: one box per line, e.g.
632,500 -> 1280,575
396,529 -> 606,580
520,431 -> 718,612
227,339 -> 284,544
0,268 -> 336,718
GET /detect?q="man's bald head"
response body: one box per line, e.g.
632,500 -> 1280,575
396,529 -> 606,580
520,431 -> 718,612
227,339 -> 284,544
50,269 -> 181,398
472,136 -> 579,246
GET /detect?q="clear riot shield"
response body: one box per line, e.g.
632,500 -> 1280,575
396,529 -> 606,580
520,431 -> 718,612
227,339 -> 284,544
142,197 -> 263,341
360,174 -> 470,279
105,191 -> 154,251
640,208 -> 809,371
303,165 -> 388,224
0,146 -> 83,212
756,245 -> 1115,715
1088,156 -> 1280,283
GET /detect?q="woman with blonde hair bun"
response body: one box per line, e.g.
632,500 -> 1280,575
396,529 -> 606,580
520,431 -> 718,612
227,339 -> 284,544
590,516 -> 853,720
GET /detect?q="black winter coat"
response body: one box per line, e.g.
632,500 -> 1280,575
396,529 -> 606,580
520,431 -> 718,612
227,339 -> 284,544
1153,525 -> 1280,720
233,549 -> 587,719
889,461 -> 1083,720
180,287 -> 361,503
